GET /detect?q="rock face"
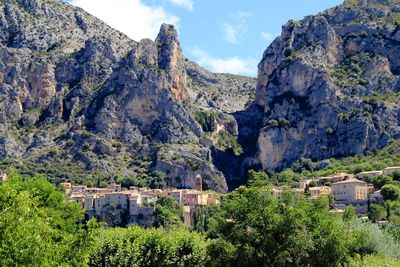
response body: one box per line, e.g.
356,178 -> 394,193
0,0 -> 257,192
186,61 -> 256,113
255,0 -> 400,170
8,0 -> 399,190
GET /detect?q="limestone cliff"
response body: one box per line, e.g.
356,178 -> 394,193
254,0 -> 400,170
0,0 -> 257,192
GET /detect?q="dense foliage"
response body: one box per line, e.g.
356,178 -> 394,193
2,170 -> 400,266
195,110 -> 216,132
215,130 -> 243,156
88,227 -> 208,267
154,196 -> 183,228
0,170 -> 86,266
208,187 -> 350,266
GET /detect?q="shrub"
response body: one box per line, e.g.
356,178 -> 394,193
195,110 -> 216,132
343,206 -> 356,222
369,204 -> 387,222
185,158 -> 199,171
392,171 -> 400,181
326,128 -> 334,135
381,185 -> 400,201
154,196 -> 183,228
215,130 -> 243,156
88,226 -> 209,267
47,148 -> 57,157
284,47 -> 299,62
375,175 -> 393,189
265,119 -> 279,127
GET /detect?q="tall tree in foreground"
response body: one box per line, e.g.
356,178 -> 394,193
0,170 -> 86,266
208,187 -> 350,266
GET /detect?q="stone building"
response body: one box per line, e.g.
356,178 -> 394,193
331,179 -> 368,203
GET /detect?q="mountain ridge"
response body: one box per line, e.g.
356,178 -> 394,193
0,0 -> 258,192
2,0 -> 400,191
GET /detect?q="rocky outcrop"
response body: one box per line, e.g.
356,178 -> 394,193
186,61 -> 256,113
0,0 -> 260,193
254,0 -> 400,170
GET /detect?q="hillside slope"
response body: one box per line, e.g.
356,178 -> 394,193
0,0 -> 256,192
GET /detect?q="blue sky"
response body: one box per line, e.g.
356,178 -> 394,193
66,0 -> 343,76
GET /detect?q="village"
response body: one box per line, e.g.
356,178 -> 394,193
60,165 -> 400,226
271,166 -> 400,214
2,165 -> 399,226
60,174 -> 220,227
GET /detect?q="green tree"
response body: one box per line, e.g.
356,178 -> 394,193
309,180 -> 318,187
374,175 -> 393,189
343,206 -> 356,222
304,184 -> 311,197
148,171 -> 167,189
0,170 -> 86,266
369,204 -> 387,222
392,171 -> 400,181
215,130 -> 243,156
247,170 -> 269,187
206,238 -> 237,267
381,184 -> 400,201
116,175 -> 147,189
209,186 -> 350,266
154,196 -> 183,228
193,205 -> 221,234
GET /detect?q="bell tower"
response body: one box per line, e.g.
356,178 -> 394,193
195,174 -> 202,191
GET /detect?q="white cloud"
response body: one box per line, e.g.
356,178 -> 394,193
222,23 -> 238,44
169,0 -> 194,11
190,48 -> 257,77
261,31 -> 274,42
237,11 -> 251,18
221,11 -> 251,44
70,0 -> 179,41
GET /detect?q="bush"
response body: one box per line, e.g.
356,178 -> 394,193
265,119 -> 279,127
195,110 -> 216,132
206,239 -> 237,267
343,206 -> 356,222
392,171 -> 400,181
369,204 -> 387,222
154,196 -> 183,228
265,118 -> 291,128
247,170 -> 269,187
215,130 -> 243,156
381,185 -> 400,201
375,175 -> 393,189
284,47 -> 299,62
88,226 -> 209,267
347,219 -> 400,260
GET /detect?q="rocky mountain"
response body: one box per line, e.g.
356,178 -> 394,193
3,0 -> 400,191
252,0 -> 400,171
0,0 -> 256,192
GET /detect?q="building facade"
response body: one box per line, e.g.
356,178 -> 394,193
309,186 -> 331,199
331,179 -> 368,203
356,171 -> 382,180
382,166 -> 400,175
